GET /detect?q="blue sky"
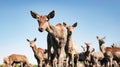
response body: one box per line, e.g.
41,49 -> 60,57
0,0 -> 120,64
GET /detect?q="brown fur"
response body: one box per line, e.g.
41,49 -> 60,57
3,54 -> 30,67
96,36 -> 120,67
27,38 -> 48,67
63,22 -> 78,67
30,10 -> 67,67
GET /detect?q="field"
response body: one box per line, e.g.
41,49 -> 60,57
0,64 -> 37,67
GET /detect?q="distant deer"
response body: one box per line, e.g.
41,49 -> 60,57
90,48 -> 103,67
3,54 -> 30,67
27,38 -> 48,67
81,45 -> 86,52
30,10 -> 67,67
84,42 -> 93,67
111,43 -> 117,48
63,22 -> 78,67
96,36 -> 120,67
78,42 -> 94,67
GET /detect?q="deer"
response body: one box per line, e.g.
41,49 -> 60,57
90,48 -> 103,67
76,42 -> 94,67
81,45 -> 87,52
111,43 -> 117,48
27,38 -> 48,67
3,54 -> 30,67
63,22 -> 78,67
30,10 -> 67,67
96,36 -> 120,67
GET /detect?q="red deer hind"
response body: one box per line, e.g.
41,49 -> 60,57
3,54 -> 30,67
96,36 -> 120,67
30,10 -> 67,67
63,22 -> 78,67
27,38 -> 48,67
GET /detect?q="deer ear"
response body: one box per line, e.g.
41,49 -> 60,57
47,10 -> 55,19
27,39 -> 29,42
103,36 -> 106,39
84,42 -> 87,45
34,38 -> 37,41
63,22 -> 67,27
96,36 -> 99,40
91,48 -> 95,53
72,22 -> 77,27
30,11 -> 39,19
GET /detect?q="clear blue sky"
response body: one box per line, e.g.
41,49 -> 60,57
0,0 -> 120,64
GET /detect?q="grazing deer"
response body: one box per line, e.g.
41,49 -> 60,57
63,22 -> 78,67
30,10 -> 67,67
96,36 -> 120,67
3,54 -> 30,67
27,38 -> 48,67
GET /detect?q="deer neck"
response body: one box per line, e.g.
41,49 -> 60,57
66,34 -> 73,52
31,45 -> 37,55
46,22 -> 55,35
99,44 -> 106,53
66,34 -> 73,46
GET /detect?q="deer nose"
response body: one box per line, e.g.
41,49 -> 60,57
68,31 -> 72,34
38,28 -> 44,32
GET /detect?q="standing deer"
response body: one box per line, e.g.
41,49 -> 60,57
3,54 -> 30,67
96,36 -> 120,67
77,42 -> 94,67
27,38 -> 48,67
30,10 -> 67,67
63,22 -> 78,67
90,48 -> 103,67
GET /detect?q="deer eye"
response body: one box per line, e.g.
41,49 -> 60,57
36,15 -> 39,19
45,18 -> 48,21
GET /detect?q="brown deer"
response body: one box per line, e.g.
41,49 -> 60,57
30,10 -> 67,67
111,43 -> 117,48
77,42 -> 94,67
3,54 -> 30,67
27,38 -> 48,67
90,48 -> 103,67
96,36 -> 120,67
63,22 -> 78,67
81,45 -> 87,52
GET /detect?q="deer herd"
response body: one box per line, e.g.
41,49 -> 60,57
2,10 -> 120,67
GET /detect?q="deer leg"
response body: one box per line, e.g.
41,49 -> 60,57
57,48 -> 62,67
20,62 -> 23,67
12,62 -> 15,67
37,60 -> 40,67
47,42 -> 51,60
68,54 -> 71,67
109,57 -> 113,67
53,57 -> 57,67
47,34 -> 52,61
72,54 -> 74,67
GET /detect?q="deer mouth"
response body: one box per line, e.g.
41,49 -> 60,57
38,28 -> 44,32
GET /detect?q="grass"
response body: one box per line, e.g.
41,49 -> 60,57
33,65 -> 37,67
0,65 -> 2,67
0,64 -> 38,67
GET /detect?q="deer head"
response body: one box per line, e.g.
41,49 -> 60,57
3,56 -> 9,64
63,22 -> 77,35
96,36 -> 106,46
30,10 -> 55,32
85,42 -> 91,51
27,38 -> 37,48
